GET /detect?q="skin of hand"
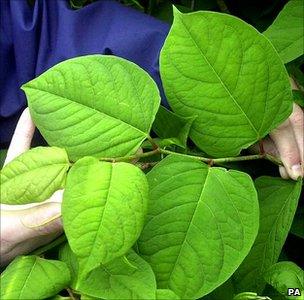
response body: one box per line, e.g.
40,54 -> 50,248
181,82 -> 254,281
0,108 -> 63,267
251,78 -> 304,180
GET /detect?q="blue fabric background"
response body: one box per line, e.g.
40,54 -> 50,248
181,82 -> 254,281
0,0 -> 169,145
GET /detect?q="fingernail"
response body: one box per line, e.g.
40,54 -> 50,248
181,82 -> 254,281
291,164 -> 303,179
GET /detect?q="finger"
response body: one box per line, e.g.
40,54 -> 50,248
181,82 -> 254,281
262,138 -> 290,179
279,166 -> 289,179
249,138 -> 289,179
1,202 -> 62,243
270,119 -> 303,180
20,202 -> 62,236
289,103 -> 304,163
4,108 -> 35,166
1,232 -> 61,267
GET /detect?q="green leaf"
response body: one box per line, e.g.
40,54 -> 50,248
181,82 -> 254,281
69,0 -> 88,9
233,177 -> 303,293
293,90 -> 304,108
62,156 -> 149,276
156,289 -> 180,299
138,155 -> 259,299
0,149 -> 7,168
233,292 -> 271,300
263,0 -> 304,64
264,261 -> 304,300
59,243 -> 79,289
152,105 -> 196,148
0,147 -> 69,204
22,55 -> 160,161
0,256 -> 71,300
202,279 -> 235,300
290,206 -> 304,239
76,250 -> 156,299
160,9 -> 292,157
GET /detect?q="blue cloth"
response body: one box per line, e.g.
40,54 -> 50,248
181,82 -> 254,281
0,0 -> 169,145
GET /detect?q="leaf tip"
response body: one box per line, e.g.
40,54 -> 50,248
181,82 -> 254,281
172,5 -> 182,16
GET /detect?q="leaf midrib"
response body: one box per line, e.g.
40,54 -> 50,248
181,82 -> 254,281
25,86 -> 147,137
2,162 -> 68,185
166,167 -> 212,294
18,258 -> 37,298
178,15 -> 260,138
84,164 -> 114,273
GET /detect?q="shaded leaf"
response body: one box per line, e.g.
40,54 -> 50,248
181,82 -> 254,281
59,243 -> 79,289
0,256 -> 70,300
293,90 -> 304,108
138,155 -> 259,298
264,0 -> 304,64
264,261 -> 304,299
23,55 -> 160,161
153,105 -> 196,148
62,156 -> 149,276
290,206 -> 304,239
0,147 -> 69,204
76,250 -> 156,299
160,9 -> 292,157
233,177 -> 302,293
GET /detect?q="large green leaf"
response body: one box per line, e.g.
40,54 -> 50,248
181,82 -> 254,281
233,177 -> 302,293
62,156 -> 149,276
0,147 -> 69,204
264,261 -> 304,300
152,105 -> 196,148
76,250 -> 156,299
22,55 -> 160,161
264,0 -> 304,64
156,289 -> 180,299
138,155 -> 259,299
160,9 -> 292,157
0,256 -> 70,300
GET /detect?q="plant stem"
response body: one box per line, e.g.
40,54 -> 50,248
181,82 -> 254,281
147,135 -> 159,150
99,148 -> 160,162
30,234 -> 67,256
159,148 -> 282,166
66,288 -> 77,300
99,147 -> 282,166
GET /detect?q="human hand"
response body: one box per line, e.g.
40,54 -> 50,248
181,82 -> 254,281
252,79 -> 303,180
0,108 -> 63,267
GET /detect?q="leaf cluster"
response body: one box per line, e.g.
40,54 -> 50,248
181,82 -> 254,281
1,3 -> 304,300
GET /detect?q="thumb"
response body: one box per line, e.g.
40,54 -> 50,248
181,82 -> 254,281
20,202 -> 63,237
